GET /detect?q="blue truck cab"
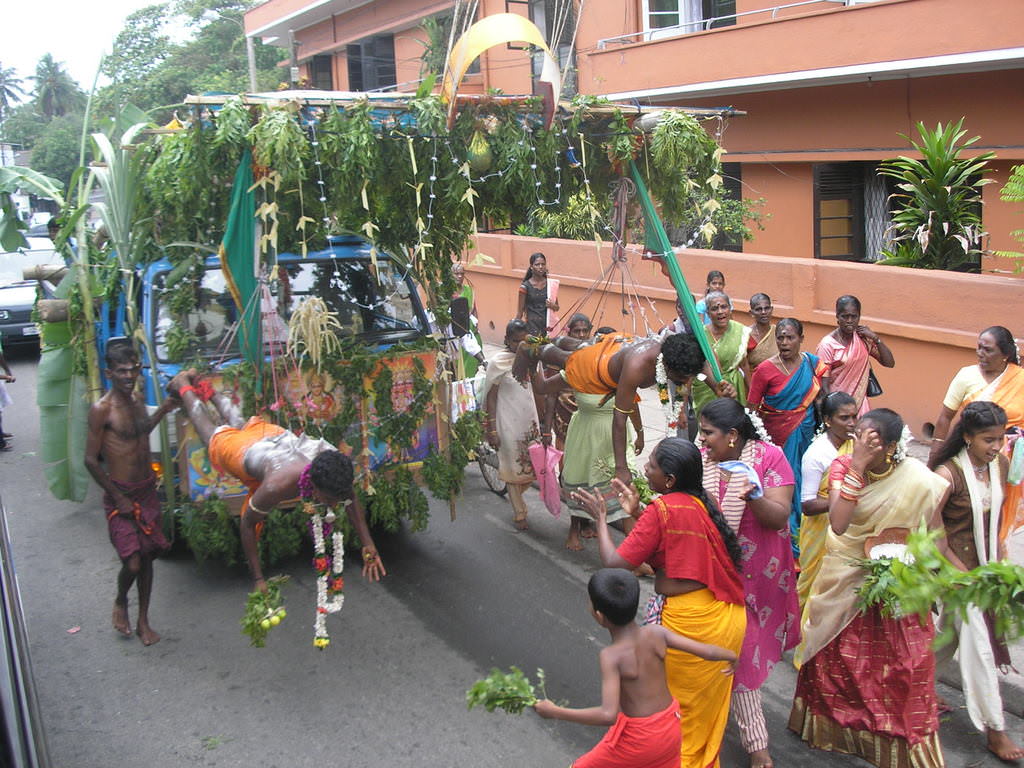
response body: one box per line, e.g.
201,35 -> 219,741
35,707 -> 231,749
101,234 -> 432,405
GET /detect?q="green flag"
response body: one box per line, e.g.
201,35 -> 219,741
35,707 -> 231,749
218,148 -> 262,369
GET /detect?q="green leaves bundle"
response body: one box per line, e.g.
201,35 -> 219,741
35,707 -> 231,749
240,575 -> 289,648
466,667 -> 547,715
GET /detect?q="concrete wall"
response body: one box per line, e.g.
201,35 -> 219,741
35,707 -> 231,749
465,233 -> 1024,437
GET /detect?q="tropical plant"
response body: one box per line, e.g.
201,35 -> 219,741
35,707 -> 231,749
877,119 -> 994,271
31,54 -> 84,119
0,63 -> 26,122
994,163 -> 1024,270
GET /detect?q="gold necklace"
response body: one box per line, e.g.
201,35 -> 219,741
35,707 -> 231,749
777,355 -> 797,377
867,463 -> 896,482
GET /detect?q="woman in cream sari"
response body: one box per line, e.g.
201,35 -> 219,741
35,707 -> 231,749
928,326 -> 1024,541
790,408 -> 951,767
692,291 -> 751,419
482,319 -> 540,530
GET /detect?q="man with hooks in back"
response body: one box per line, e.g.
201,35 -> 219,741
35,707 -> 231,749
514,332 -> 734,487
168,369 -> 386,594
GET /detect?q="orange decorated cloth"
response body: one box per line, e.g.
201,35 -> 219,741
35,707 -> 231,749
573,699 -> 681,768
208,416 -> 287,491
564,336 -> 629,395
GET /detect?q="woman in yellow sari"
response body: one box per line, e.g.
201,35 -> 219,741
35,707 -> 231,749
928,326 -> 1024,541
795,391 -> 857,610
692,291 -> 750,419
790,408 -> 953,767
574,438 -> 746,768
746,293 -> 778,369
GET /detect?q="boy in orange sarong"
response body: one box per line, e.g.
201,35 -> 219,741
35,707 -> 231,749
534,568 -> 737,768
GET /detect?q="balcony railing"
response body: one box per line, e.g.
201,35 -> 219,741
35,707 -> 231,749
596,0 -> 849,49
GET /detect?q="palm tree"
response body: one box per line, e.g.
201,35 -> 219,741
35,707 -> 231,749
0,62 -> 26,121
31,54 -> 82,119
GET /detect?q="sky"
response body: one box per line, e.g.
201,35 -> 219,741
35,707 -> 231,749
4,0 -> 187,93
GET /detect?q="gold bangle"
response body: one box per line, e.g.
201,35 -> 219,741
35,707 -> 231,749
613,406 -> 636,414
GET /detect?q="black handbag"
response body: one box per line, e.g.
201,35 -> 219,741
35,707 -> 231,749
866,368 -> 883,397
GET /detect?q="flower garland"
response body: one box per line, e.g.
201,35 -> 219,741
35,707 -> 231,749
654,353 -> 685,430
892,425 -> 912,464
744,408 -> 774,445
300,463 -> 346,650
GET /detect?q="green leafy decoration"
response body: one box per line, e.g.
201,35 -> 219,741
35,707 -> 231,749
466,667 -> 547,714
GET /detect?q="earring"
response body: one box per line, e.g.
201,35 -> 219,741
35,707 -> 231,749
965,440 -> 972,449
728,438 -> 736,448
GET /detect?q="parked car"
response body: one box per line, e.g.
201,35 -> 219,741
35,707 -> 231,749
0,244 -> 62,349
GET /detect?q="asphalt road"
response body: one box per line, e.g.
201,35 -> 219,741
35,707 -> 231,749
0,348 -> 1021,768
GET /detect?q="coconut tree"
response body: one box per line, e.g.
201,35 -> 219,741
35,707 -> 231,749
0,63 -> 26,122
31,54 -> 82,119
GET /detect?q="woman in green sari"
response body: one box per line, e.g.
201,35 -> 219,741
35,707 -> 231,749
692,291 -> 751,419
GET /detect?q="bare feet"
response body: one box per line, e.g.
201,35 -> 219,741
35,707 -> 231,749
580,522 -> 597,539
565,532 -> 584,551
749,748 -> 773,768
513,513 -> 529,531
136,623 -> 161,646
987,728 -> 1024,763
936,695 -> 953,714
112,601 -> 132,637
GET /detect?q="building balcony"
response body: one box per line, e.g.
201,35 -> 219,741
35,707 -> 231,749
577,0 -> 1024,100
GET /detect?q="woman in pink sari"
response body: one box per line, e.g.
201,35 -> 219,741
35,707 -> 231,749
815,295 -> 895,416
699,397 -> 800,768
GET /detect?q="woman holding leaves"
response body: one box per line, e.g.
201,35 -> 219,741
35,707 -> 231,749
929,401 -> 1023,762
573,437 -> 746,768
790,408 -> 952,767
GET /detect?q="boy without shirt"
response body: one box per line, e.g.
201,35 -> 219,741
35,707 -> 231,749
534,568 -> 737,768
84,344 -> 180,646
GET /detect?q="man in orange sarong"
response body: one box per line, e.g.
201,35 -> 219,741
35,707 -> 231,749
514,332 -> 729,486
168,370 -> 386,594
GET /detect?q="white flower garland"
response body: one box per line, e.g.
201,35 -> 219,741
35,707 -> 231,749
309,507 -> 345,650
654,353 -> 685,429
892,425 -> 912,464
744,408 -> 774,445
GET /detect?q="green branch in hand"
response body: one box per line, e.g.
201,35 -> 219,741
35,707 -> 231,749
466,666 -> 544,715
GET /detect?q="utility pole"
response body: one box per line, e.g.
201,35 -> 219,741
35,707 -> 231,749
246,35 -> 258,91
289,30 -> 301,87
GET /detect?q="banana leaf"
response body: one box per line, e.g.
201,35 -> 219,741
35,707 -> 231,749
37,322 -> 91,501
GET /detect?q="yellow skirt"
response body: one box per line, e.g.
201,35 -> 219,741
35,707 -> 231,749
663,589 -> 747,768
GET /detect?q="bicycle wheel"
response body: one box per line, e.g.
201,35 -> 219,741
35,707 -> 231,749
476,442 -> 507,496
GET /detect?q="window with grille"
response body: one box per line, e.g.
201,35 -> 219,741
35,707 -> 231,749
814,163 -> 865,261
346,35 -> 396,92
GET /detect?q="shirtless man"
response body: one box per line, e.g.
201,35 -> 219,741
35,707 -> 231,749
84,343 -> 179,645
168,370 -> 386,593
516,332 -> 733,486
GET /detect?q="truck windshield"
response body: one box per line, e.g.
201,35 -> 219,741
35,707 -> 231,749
154,256 -> 423,361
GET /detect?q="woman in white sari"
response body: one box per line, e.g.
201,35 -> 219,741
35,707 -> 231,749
483,319 -> 540,530
929,401 -> 1023,762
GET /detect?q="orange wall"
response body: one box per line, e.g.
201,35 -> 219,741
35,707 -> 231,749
579,0 -> 1024,95
465,234 -> 1024,436
738,163 -> 814,259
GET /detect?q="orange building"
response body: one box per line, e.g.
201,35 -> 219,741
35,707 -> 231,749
243,0 -> 1024,434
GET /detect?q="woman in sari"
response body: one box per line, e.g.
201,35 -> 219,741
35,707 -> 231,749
747,318 -> 829,550
815,295 -> 895,417
928,326 -> 1024,541
692,291 -> 751,420
790,408 -> 951,767
573,437 -> 746,768
483,319 -> 540,530
746,293 -> 777,369
795,391 -> 856,610
699,398 -> 799,768
516,252 -> 559,336
929,401 -> 1024,762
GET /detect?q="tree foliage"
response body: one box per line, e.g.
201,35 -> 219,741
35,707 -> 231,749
96,0 -> 284,122
28,113 -> 84,188
32,54 -> 84,119
0,63 -> 26,122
